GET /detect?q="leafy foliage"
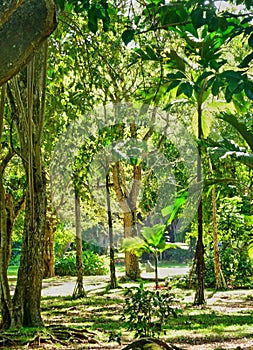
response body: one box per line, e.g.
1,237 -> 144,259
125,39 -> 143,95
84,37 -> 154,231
205,243 -> 253,288
55,251 -> 108,276
121,282 -> 179,338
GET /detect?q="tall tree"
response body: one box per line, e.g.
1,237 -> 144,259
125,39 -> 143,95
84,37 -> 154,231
0,0 -> 56,86
72,191 -> 85,298
7,43 -> 48,327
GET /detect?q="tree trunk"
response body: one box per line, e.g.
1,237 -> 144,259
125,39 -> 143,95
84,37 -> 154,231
154,253 -> 158,290
43,220 -> 55,278
207,153 -> 226,290
124,212 -> 141,280
7,43 -> 48,328
72,192 -> 85,299
0,178 -> 12,329
0,86 -> 14,329
106,172 -> 117,289
0,0 -> 57,86
43,198 -> 56,278
194,104 -> 205,306
112,162 -> 141,280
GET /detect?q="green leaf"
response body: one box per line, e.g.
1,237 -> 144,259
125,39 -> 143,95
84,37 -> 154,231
201,110 -> 215,138
88,8 -> 98,33
248,33 -> 253,48
196,71 -> 214,85
207,15 -> 219,32
225,86 -> 233,102
161,204 -> 174,217
239,52 -> 253,68
177,82 -> 193,98
160,5 -> 177,26
185,31 -> 203,49
244,80 -> 253,100
248,245 -> 253,259
166,80 -> 181,93
145,45 -> 158,60
168,50 -> 185,71
191,7 -> 206,29
122,237 -> 147,256
218,113 -> 253,152
162,191 -> 188,223
141,224 -> 165,247
167,71 -> 186,80
211,78 -> 223,96
134,47 -> 149,60
122,29 -> 135,45
220,70 -> 244,81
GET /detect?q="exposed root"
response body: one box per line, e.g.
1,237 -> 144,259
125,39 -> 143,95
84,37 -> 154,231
0,325 -> 101,348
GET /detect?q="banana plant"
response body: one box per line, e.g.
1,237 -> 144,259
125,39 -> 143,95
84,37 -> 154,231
122,193 -> 187,289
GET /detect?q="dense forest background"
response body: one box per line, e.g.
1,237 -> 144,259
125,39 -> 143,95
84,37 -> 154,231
0,1 -> 252,346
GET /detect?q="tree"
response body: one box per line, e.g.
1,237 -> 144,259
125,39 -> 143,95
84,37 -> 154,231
72,191 -> 86,298
106,168 -> 117,289
118,0 -> 253,305
0,0 -> 56,86
6,43 -> 48,328
123,224 -> 176,289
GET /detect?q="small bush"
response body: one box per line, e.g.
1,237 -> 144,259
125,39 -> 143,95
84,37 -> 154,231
55,250 -> 108,276
121,282 -> 180,338
162,247 -> 193,264
82,250 -> 108,276
205,243 -> 253,288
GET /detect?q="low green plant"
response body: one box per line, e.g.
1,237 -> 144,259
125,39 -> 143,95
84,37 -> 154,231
205,243 -> 253,288
121,282 -> 180,338
55,250 -> 108,276
82,250 -> 108,275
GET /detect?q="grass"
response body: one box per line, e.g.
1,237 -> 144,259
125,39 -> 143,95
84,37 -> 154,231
7,265 -> 18,276
3,263 -> 253,349
0,281 -> 253,349
39,286 -> 253,348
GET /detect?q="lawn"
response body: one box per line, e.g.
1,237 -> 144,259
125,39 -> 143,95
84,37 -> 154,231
1,278 -> 252,349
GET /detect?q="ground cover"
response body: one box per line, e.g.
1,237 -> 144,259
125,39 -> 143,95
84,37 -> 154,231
0,276 -> 252,349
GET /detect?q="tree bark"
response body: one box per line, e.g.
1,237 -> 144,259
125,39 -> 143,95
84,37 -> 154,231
0,86 -> 14,329
7,43 -> 48,328
72,192 -> 85,299
43,219 -> 55,278
0,0 -> 57,86
43,196 -> 56,278
194,103 -> 205,306
106,172 -> 117,289
207,152 -> 226,290
112,162 -> 141,280
0,176 -> 12,329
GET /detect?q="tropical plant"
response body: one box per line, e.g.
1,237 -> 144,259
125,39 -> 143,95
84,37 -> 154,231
121,282 -> 179,338
123,224 -> 176,289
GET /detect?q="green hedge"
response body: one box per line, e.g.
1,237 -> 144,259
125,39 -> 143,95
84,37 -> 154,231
55,250 -> 108,276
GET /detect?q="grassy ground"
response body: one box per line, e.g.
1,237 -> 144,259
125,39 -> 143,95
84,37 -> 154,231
7,266 -> 18,276
1,281 -> 253,349
3,264 -> 253,349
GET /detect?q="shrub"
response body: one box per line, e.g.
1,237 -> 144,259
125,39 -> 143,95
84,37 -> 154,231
55,250 -> 108,276
55,252 -> 76,276
82,250 -> 108,275
205,243 -> 253,288
121,282 -> 180,338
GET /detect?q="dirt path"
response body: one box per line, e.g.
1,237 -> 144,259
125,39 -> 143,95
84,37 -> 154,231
41,266 -> 189,297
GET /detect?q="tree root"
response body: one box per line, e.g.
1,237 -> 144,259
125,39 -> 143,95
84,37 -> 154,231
0,325 -> 101,348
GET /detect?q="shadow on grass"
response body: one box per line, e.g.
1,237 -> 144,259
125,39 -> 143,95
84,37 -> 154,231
167,311 -> 253,331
